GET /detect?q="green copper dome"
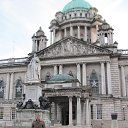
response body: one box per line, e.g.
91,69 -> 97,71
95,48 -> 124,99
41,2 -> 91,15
62,0 -> 92,13
47,74 -> 76,84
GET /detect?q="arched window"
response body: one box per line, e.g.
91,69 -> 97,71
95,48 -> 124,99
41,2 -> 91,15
0,80 -> 4,98
15,79 -> 22,98
90,69 -> 99,95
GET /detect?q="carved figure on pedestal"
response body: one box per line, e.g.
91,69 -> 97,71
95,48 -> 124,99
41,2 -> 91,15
39,92 -> 50,110
16,99 -> 39,109
27,54 -> 41,81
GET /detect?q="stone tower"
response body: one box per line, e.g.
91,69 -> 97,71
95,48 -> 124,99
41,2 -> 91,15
32,27 -> 48,53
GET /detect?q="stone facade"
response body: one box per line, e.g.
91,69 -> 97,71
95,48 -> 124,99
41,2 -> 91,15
0,0 -> 128,128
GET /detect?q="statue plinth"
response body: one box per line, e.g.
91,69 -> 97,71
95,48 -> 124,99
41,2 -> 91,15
24,82 -> 42,106
15,109 -> 51,128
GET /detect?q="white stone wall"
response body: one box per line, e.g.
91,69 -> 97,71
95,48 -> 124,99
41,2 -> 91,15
111,58 -> 121,97
41,66 -> 54,81
63,64 -> 77,77
91,27 -> 97,43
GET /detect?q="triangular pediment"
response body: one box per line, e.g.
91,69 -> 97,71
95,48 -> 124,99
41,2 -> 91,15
38,37 -> 112,58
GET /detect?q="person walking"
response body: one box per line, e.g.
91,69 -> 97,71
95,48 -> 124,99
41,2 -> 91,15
32,115 -> 45,128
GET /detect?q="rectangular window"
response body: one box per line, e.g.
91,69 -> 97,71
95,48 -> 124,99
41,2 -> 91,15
0,108 -> 3,119
11,108 -> 16,119
91,105 -> 93,119
97,104 -> 102,119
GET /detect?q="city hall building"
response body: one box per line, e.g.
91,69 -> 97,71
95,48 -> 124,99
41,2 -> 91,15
0,0 -> 128,127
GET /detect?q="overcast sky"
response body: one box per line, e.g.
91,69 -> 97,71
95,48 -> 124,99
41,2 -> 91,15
0,0 -> 127,59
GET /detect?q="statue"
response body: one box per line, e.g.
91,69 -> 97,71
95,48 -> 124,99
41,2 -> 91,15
16,99 -> 39,109
27,54 -> 41,81
39,92 -> 50,110
32,115 -> 46,128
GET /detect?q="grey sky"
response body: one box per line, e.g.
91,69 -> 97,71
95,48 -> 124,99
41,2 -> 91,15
0,0 -> 127,59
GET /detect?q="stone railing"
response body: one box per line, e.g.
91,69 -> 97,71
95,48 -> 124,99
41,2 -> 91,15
118,49 -> 128,55
0,57 -> 28,64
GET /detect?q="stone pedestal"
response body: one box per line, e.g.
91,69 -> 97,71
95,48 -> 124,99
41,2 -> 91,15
111,113 -> 118,128
15,109 -> 51,128
25,82 -> 42,106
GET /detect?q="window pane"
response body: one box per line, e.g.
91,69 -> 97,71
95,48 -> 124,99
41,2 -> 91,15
11,108 -> 16,119
97,104 -> 102,119
0,108 -> 3,119
15,79 -> 22,97
91,105 -> 93,119
0,80 -> 4,98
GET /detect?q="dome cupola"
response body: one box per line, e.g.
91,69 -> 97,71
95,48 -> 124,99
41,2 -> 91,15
62,0 -> 92,13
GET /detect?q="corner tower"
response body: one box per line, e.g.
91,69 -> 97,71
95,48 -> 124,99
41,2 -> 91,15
32,27 -> 48,53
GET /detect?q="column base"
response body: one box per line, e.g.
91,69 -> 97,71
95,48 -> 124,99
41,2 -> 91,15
85,125 -> 92,128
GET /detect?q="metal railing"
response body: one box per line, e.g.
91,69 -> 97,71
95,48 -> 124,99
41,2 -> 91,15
0,57 -> 28,64
118,49 -> 128,55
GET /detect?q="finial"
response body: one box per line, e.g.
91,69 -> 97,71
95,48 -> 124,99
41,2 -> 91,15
39,26 -> 42,30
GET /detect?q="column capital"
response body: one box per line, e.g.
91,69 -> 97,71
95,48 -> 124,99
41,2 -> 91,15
68,95 -> 73,98
82,62 -> 87,65
53,64 -> 58,66
76,96 -> 81,98
106,60 -> 111,63
100,61 -> 105,64
76,63 -> 81,66
120,65 -> 125,68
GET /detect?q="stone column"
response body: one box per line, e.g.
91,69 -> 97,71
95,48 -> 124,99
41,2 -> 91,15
35,40 -> 37,51
110,33 -> 113,44
23,72 -> 27,94
107,62 -> 112,94
59,29 -> 62,40
107,33 -> 109,44
5,73 -> 10,100
69,96 -> 73,126
82,100 -> 86,125
109,33 -> 112,44
86,98 -> 91,127
77,96 -> 81,126
54,65 -> 58,75
59,65 -> 63,74
51,102 -> 55,125
111,33 -> 113,44
84,26 -> 87,41
82,63 -> 87,86
77,64 -> 81,86
50,30 -> 52,45
102,33 -> 105,44
64,28 -> 67,37
101,62 -> 106,94
96,25 -> 99,40
9,72 -> 14,99
78,26 -> 80,39
55,103 -> 57,123
53,29 -> 56,43
70,26 -> 73,36
121,66 -> 126,97
57,104 -> 61,123
32,39 -> 36,52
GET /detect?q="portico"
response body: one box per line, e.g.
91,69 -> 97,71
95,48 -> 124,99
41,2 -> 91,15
44,88 -> 91,127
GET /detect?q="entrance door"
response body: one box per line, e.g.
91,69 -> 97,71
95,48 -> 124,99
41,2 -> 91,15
61,104 -> 69,125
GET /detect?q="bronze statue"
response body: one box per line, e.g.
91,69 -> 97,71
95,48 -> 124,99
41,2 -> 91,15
16,99 -> 38,109
39,92 -> 50,110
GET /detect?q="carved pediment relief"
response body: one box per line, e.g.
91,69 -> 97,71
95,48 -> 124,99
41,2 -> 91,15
39,38 -> 112,58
